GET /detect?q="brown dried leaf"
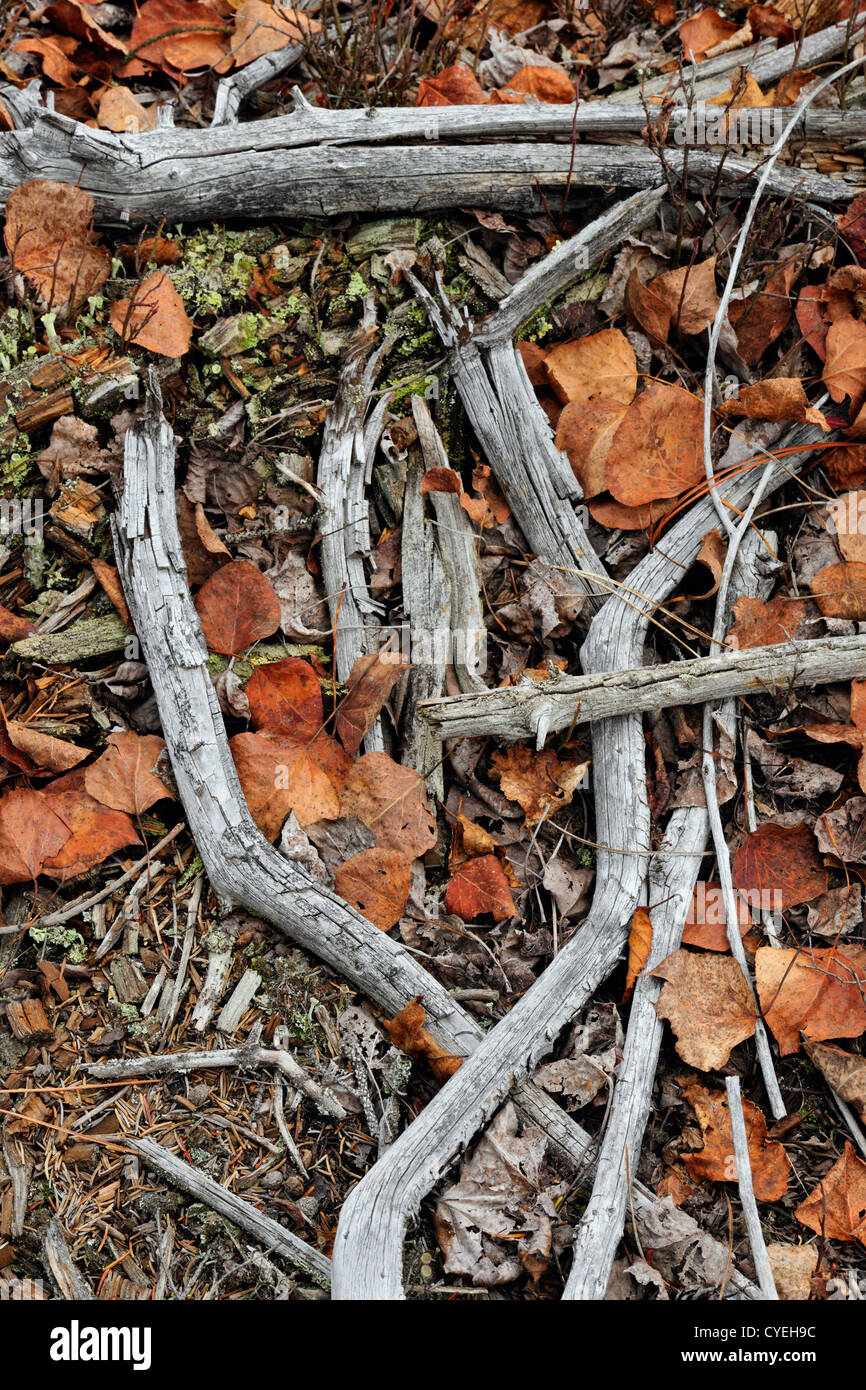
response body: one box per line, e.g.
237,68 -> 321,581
805,1041 -> 866,1122
216,0 -> 320,71
728,593 -> 807,648
795,1142 -> 866,1245
384,995 -> 462,1081
84,732 -> 174,815
729,260 -> 801,365
756,945 -> 866,1055
650,256 -> 719,336
555,398 -> 627,498
624,906 -> 652,1003
823,315 -> 866,412
333,849 -> 413,931
335,651 -> 408,755
651,950 -> 756,1069
231,729 -> 350,836
680,7 -> 739,59
194,558 -> 281,655
0,789 -> 71,884
341,751 -> 437,858
4,180 -> 110,314
490,745 -> 589,824
810,561 -> 866,620
720,378 -> 828,430
605,382 -> 705,506
681,1083 -> 790,1202
732,821 -> 826,910
42,787 -> 139,882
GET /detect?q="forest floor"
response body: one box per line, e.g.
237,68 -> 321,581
1,0 -> 866,1304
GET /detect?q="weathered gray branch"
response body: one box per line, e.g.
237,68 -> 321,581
421,631 -> 866,745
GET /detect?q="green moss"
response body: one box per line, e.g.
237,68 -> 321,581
518,306 -> 553,343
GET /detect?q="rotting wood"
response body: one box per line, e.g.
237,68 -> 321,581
331,420 -> 827,1301
411,395 -> 486,694
420,632 -> 866,745
128,1136 -> 332,1287
42,1219 -> 94,1301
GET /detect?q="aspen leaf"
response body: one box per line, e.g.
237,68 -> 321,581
810,561 -> 866,620
341,752 -> 437,858
4,181 -> 110,314
333,849 -> 413,931
384,996 -> 462,1081
335,651 -> 409,756
795,1143 -> 866,1245
194,559 -> 282,655
445,854 -> 516,922
85,732 -> 174,815
605,383 -> 705,507
720,378 -> 828,430
728,594 -> 807,648
109,271 -> 193,358
756,946 -> 866,1055
681,1083 -> 791,1202
624,906 -> 652,1003
680,7 -> 739,60
490,745 -> 589,824
543,328 -> 637,407
651,950 -> 756,1069
731,821 -> 826,910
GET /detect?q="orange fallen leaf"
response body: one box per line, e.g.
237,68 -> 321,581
444,854 -> 516,922
42,787 -> 139,882
127,0 -> 230,74
587,495 -> 679,531
420,466 -> 462,495
177,493 -> 230,586
195,558 -> 282,655
231,728 -> 350,836
0,602 -> 37,644
341,751 -> 438,858
795,1142 -> 866,1245
4,181 -> 110,315
796,283 -> 829,361
727,593 -> 807,648
823,316 -> 866,413
624,906 -> 652,1003
461,464 -> 510,527
384,995 -> 463,1082
680,7 -> 739,60
810,561 -> 866,620
838,194 -> 866,268
490,745 -> 589,824
732,821 -> 826,911
748,2 -> 794,41
90,558 -> 131,629
0,789 -> 71,884
494,64 -> 575,103
84,732 -> 174,815
109,271 -> 193,358
11,36 -> 79,87
247,656 -> 324,740
829,491 -> 866,565
416,62 -> 487,106
333,849 -> 413,931
97,87 -> 157,132
756,946 -> 866,1055
825,444 -> 866,489
543,328 -> 637,407
0,709 -> 87,775
720,378 -> 828,430
605,382 -> 705,507
555,398 -> 627,499
804,679 -> 866,794
216,0 -> 320,71
681,1083 -> 791,1202
625,264 -> 672,344
694,529 -> 727,599
335,651 -> 408,756
651,949 -> 756,1069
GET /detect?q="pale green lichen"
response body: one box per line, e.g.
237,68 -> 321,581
172,228 -> 258,317
29,924 -> 87,963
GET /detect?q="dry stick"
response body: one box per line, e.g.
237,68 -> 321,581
411,395 -> 486,693
111,377 -> 680,1263
332,413 -> 827,1299
725,1077 -> 778,1299
565,527 -> 775,1301
85,1042 -> 345,1119
701,463 -> 786,1121
318,295 -> 390,749
42,1218 -> 94,1301
128,1136 -> 331,1287
159,874 -> 202,1037
420,631 -> 866,744
211,43 -> 304,127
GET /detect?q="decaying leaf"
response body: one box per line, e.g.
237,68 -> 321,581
4,180 -> 110,314
341,752 -> 438,858
215,0 -> 320,71
109,271 -> 193,358
731,821 -> 827,910
42,787 -> 139,882
728,593 -> 807,648
651,949 -> 756,1068
805,1041 -> 866,1123
434,1102 -> 562,1286
681,1083 -> 790,1202
490,745 -> 589,824
756,946 -> 866,1055
335,651 -> 408,755
810,561 -> 866,620
766,1244 -> 819,1301
333,849 -> 413,931
194,559 -> 282,655
681,880 -> 752,952
680,7 -> 739,59
384,995 -> 462,1082
804,679 -> 866,794
720,378 -> 828,430
231,729 -> 350,836
795,1142 -> 866,1246
0,789 -> 71,884
624,906 -> 652,1002
605,383 -> 706,506
126,0 -> 230,74
445,854 -> 516,922
729,259 -> 801,365
84,732 -> 174,815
